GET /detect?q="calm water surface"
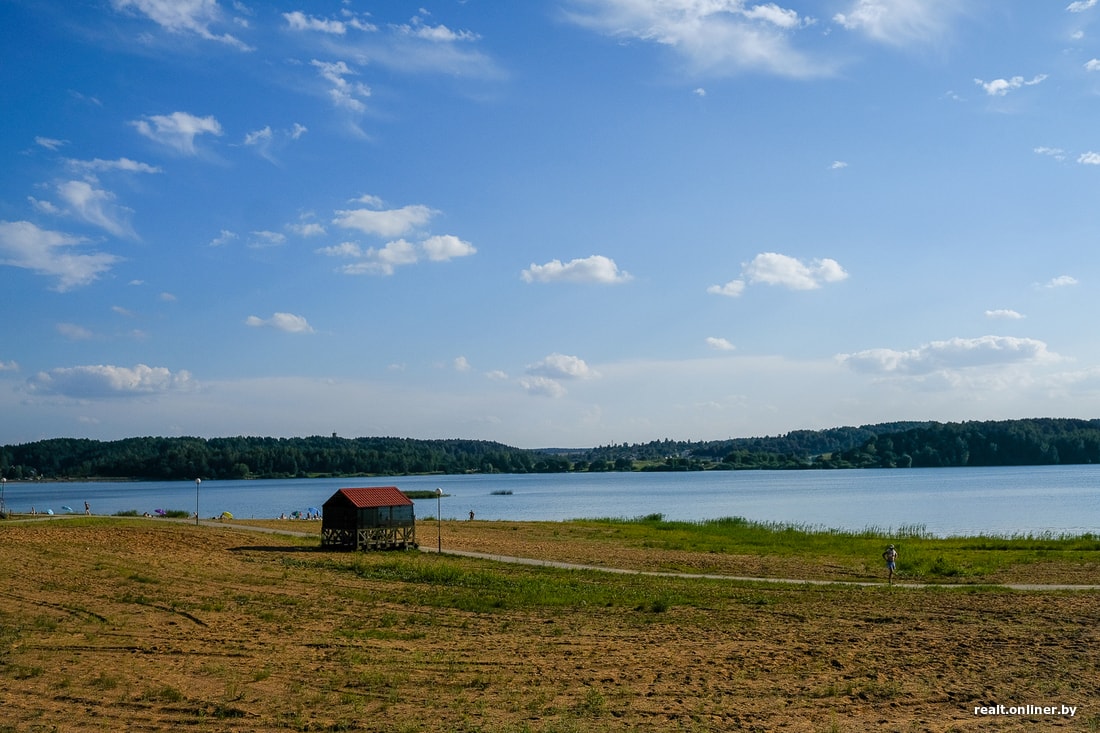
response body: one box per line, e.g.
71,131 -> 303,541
3,465 -> 1098,537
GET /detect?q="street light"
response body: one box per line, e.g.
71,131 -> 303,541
195,478 -> 201,525
1,476 -> 6,518
435,487 -> 442,553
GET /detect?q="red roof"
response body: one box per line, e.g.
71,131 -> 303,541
332,486 -> 413,509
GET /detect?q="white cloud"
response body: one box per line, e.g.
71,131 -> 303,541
974,74 -> 1047,96
1077,152 -> 1100,165
743,252 -> 849,290
453,356 -> 472,372
706,337 -> 736,351
0,220 -> 121,291
131,111 -> 223,155
421,234 -> 477,261
55,180 -> 136,238
1043,275 -> 1078,288
284,11 -> 347,34
67,157 -> 162,174
340,239 -> 420,276
26,363 -> 194,398
287,222 -> 326,237
520,255 -> 631,284
526,353 -> 597,380
1068,0 -> 1098,12
706,279 -> 746,297
834,0 -> 964,46
394,14 -> 480,42
35,137 -> 67,151
0,360 -> 18,372
830,160 -> 848,169
1034,146 -> 1066,161
333,202 -> 436,237
565,0 -> 827,78
518,375 -> 568,398
311,59 -> 371,112
244,312 -> 315,333
838,335 -> 1058,376
210,230 -> 237,247
1086,59 -> 1100,71
985,309 -> 1024,320
111,0 -> 250,49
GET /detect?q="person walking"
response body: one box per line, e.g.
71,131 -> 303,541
882,544 -> 898,584
84,501 -> 90,516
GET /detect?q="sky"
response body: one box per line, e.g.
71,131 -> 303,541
3,1 -> 1100,449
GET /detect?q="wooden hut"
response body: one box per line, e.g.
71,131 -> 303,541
320,486 -> 417,551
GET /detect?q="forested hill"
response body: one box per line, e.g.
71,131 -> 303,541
2,418 -> 1100,480
0,436 -> 541,481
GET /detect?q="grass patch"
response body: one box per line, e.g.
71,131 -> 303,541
569,515 -> 1100,580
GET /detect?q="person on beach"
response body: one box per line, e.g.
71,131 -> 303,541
84,501 -> 90,516
883,544 -> 898,584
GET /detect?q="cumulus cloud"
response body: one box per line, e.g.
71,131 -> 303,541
0,360 -> 18,372
333,201 -> 437,237
26,363 -> 193,398
131,111 -> 223,155
321,197 -> 476,273
973,74 -> 1047,96
0,220 -> 121,291
745,252 -> 847,289
565,0 -> 827,78
422,234 -> 477,261
838,335 -> 1058,376
453,356 -> 472,372
706,279 -> 747,298
111,0 -> 250,49
1042,275 -> 1078,288
830,160 -> 848,169
985,309 -> 1024,320
1068,0 -> 1098,12
244,312 -> 314,333
1077,152 -> 1100,165
834,0 -> 965,46
520,255 -> 631,284
518,375 -> 567,398
526,353 -> 598,380
706,337 -> 736,351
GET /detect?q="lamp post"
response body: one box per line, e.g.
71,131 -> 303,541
435,487 -> 442,553
195,478 -> 201,525
1,476 -> 6,517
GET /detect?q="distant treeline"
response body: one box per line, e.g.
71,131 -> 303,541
0,436 -> 545,481
573,418 -> 1100,471
2,418 -> 1099,480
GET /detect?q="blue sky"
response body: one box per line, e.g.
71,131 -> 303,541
3,0 -> 1100,449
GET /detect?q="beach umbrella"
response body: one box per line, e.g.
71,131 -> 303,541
46,509 -> 54,515
61,505 -> 74,513
221,511 -> 233,520
155,508 -> 166,516
307,506 -> 321,515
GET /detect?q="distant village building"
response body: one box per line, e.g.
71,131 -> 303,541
320,486 -> 416,551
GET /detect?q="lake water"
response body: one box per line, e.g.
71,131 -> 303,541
2,465 -> 1098,537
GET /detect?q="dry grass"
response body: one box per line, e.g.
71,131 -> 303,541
0,517 -> 1097,732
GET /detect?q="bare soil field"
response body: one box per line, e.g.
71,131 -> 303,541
1,517 -> 1098,732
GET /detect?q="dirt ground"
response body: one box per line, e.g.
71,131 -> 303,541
0,518 -> 1097,732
